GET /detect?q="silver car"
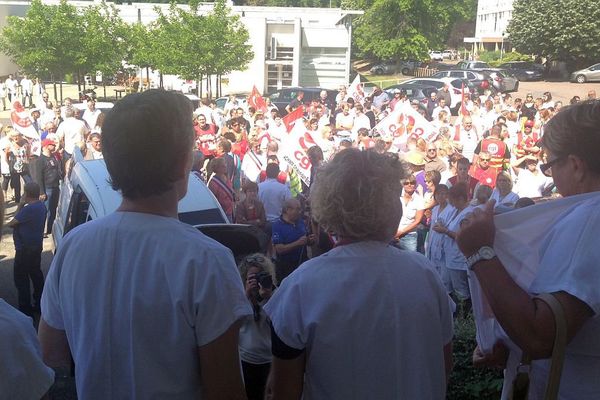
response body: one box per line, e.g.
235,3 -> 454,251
482,69 -> 519,93
570,63 -> 600,83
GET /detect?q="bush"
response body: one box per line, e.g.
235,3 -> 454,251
478,50 -> 534,67
446,315 -> 503,400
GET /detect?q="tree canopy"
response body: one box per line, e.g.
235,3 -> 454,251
506,0 -> 600,69
347,0 -> 476,61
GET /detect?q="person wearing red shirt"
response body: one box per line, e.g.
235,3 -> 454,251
194,114 -> 218,158
470,151 -> 497,188
447,157 -> 479,200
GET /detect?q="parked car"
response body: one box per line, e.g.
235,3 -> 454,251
570,63 -> 600,83
268,87 -> 338,115
370,61 -> 396,75
431,70 -> 493,94
52,148 -> 268,257
383,83 -> 438,104
73,101 -> 114,114
498,61 -> 545,81
455,61 -> 490,70
481,69 -> 520,93
215,95 -> 248,112
442,50 -> 457,60
402,77 -> 473,114
429,51 -> 444,61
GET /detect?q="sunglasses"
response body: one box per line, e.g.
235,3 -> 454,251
403,181 -> 417,185
540,156 -> 564,177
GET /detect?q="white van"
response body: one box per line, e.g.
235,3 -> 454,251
52,148 -> 267,258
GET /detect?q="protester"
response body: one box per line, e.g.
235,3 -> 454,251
457,100 -> 600,400
34,139 -> 63,235
264,149 -> 453,399
395,173 -> 424,251
490,171 -> 519,209
208,156 -> 235,222
258,163 -> 291,222
6,181 -> 46,317
39,90 -> 250,399
271,198 -> 313,283
238,253 -> 276,400
236,181 -> 267,230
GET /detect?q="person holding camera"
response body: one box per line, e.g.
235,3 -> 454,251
238,253 -> 276,400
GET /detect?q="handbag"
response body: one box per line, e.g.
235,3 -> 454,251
510,293 -> 568,400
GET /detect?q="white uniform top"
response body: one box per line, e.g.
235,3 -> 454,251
490,189 -> 520,208
41,212 -> 252,400
264,241 -> 453,400
258,178 -> 292,221
82,108 -> 101,130
443,205 -> 474,270
527,195 -> 600,400
0,300 -> 54,399
427,203 -> 456,264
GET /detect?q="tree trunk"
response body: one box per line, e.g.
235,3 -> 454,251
199,74 -> 203,98
52,79 -> 57,104
146,67 -> 150,91
159,72 -> 163,89
103,84 -> 107,100
77,71 -> 81,93
218,75 -> 222,97
59,82 -> 63,104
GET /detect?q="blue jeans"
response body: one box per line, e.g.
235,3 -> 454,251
44,186 -> 60,234
395,231 -> 418,251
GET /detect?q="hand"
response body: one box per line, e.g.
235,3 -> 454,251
432,222 -> 447,234
245,273 -> 259,303
424,209 -> 432,219
39,194 -> 47,201
472,342 -> 509,369
456,200 -> 496,258
307,233 -> 316,245
296,236 -> 308,246
259,285 -> 273,301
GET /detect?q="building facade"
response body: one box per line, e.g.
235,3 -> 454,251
464,0 -> 514,54
0,1 -> 361,94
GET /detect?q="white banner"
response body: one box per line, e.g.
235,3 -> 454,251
280,123 -> 317,186
372,104 -> 437,151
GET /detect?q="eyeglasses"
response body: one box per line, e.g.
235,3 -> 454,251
403,181 -> 417,185
245,254 -> 266,265
231,123 -> 240,127
540,156 -> 565,177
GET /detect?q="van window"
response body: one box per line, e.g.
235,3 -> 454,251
64,188 -> 92,234
178,209 -> 227,225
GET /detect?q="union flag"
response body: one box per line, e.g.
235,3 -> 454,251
247,85 -> 267,113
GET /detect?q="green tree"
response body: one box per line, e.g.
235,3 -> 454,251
152,0 -> 253,97
350,0 -> 475,61
506,0 -> 600,69
79,1 -> 130,87
0,0 -> 84,98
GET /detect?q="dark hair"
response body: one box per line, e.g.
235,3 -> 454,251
24,181 -> 41,198
433,184 -> 449,199
448,182 -> 468,201
266,163 -> 280,179
218,139 -> 232,153
223,132 -> 236,142
306,145 -> 324,164
425,170 -> 441,185
243,181 -> 258,193
102,90 -> 194,199
456,157 -> 471,168
542,101 -> 600,174
515,197 -> 535,208
192,150 -> 205,172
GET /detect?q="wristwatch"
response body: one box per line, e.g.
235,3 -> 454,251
466,246 -> 497,270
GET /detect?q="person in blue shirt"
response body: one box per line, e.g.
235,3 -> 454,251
271,198 -> 315,283
7,181 -> 47,317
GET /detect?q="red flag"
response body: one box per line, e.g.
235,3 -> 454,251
282,105 -> 304,133
248,85 -> 267,113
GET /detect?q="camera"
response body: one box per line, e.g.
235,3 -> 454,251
255,271 -> 273,290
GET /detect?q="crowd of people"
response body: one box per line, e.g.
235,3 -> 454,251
0,77 -> 599,399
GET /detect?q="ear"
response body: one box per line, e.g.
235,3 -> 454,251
568,155 -> 586,183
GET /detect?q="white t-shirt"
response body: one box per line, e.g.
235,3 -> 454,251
456,127 -> 479,162
527,195 -> 600,400
514,169 -> 553,198
41,212 -> 252,399
0,136 -> 11,174
0,300 -> 54,399
56,117 -> 87,154
240,150 -> 265,183
258,178 -> 292,221
335,112 -> 354,131
82,108 -> 101,130
264,241 -> 453,400
399,191 -> 425,232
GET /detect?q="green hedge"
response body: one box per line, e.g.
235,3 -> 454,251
478,51 -> 534,67
447,315 -> 504,400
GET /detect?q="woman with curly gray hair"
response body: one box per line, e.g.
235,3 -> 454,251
264,149 -> 453,400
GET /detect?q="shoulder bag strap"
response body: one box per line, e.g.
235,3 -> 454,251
534,293 -> 568,400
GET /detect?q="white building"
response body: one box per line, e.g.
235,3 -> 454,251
464,0 -> 514,54
0,1 -> 362,94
